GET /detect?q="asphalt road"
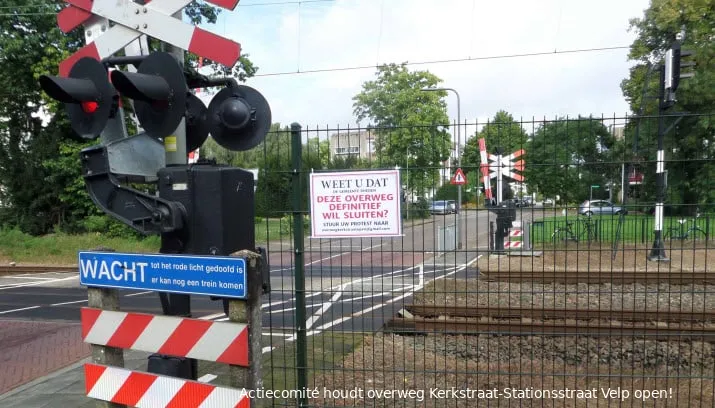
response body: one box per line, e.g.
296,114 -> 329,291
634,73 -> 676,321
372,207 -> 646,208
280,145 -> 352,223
0,208 -> 541,351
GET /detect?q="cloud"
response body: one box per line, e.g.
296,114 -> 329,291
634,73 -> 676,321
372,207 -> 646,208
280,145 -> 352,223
204,0 -> 650,136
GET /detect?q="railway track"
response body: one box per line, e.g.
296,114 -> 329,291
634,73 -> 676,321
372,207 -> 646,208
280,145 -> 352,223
480,271 -> 715,284
385,304 -> 715,342
403,304 -> 715,322
0,265 -> 78,276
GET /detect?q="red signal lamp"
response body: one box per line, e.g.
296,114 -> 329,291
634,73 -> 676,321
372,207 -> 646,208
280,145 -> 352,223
81,101 -> 99,113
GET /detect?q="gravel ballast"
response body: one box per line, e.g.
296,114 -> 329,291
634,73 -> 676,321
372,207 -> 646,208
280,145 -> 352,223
415,280 -> 715,312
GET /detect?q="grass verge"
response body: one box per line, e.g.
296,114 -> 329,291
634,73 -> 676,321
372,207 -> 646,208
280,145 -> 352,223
0,218 -> 295,265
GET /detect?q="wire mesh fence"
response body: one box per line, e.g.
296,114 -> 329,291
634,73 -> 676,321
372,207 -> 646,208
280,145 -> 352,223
226,112 -> 715,407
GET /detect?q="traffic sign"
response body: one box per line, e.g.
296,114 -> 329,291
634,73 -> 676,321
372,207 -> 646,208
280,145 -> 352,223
78,251 -> 247,299
450,168 -> 467,185
57,0 -> 242,76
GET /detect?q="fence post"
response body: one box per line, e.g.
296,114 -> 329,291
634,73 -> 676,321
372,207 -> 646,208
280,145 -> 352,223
87,287 -> 124,408
706,216 -> 710,244
290,123 -> 309,407
86,246 -> 124,408
489,221 -> 494,251
229,249 -> 264,400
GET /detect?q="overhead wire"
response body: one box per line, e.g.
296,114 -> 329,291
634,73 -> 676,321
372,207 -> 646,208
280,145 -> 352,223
251,45 -> 631,77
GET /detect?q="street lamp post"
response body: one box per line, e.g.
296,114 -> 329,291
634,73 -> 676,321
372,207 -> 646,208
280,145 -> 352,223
421,87 -> 462,249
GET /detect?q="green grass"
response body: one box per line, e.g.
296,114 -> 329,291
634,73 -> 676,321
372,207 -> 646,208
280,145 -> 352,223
0,228 -> 161,264
0,217 -> 295,264
530,214 -> 714,244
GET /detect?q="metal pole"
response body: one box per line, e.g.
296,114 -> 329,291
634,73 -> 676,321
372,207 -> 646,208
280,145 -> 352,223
406,148 -> 410,220
419,87 -> 462,248
290,123 -> 309,406
648,65 -> 669,262
454,90 -> 462,249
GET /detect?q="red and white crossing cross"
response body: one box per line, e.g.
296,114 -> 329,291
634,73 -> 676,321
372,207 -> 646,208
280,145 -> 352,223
477,138 -> 493,199
450,167 -> 467,185
57,0 -> 242,76
486,148 -> 525,182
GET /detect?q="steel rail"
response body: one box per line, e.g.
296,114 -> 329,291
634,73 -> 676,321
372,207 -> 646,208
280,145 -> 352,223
480,271 -> 714,284
385,317 -> 715,342
0,265 -> 78,276
404,304 -> 715,322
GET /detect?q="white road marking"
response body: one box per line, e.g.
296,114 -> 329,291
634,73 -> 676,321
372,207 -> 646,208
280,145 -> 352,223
340,285 -> 415,303
124,291 -> 153,297
197,374 -> 217,383
305,284 -> 347,330
260,291 -> 324,310
0,276 -> 78,290
50,299 -> 87,306
0,305 -> 41,314
270,303 -> 321,314
262,332 -> 292,337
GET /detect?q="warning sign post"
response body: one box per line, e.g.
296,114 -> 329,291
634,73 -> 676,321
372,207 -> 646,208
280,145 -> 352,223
309,170 -> 402,238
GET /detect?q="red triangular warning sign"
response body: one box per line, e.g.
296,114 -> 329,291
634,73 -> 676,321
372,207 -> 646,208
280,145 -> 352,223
450,168 -> 467,185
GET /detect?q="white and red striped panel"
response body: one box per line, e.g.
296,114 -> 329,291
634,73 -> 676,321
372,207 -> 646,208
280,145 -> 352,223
188,148 -> 200,164
503,241 -> 523,249
81,308 -> 248,366
509,229 -> 523,237
85,363 -> 249,408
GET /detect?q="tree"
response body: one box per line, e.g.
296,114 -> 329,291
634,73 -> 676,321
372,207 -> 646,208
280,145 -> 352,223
0,0 -> 259,234
619,0 -> 714,212
524,117 -> 613,204
352,63 -> 452,199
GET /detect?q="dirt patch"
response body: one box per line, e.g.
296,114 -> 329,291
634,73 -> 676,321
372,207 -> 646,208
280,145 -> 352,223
480,245 -> 714,273
311,334 -> 714,407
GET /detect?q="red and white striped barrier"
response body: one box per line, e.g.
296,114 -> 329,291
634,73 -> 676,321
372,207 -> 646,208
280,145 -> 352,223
81,308 -> 248,366
504,241 -> 523,249
509,229 -> 523,237
85,363 -> 250,408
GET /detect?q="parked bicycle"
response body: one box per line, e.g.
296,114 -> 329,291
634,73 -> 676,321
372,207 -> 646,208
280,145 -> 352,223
551,216 -> 596,243
664,215 -> 708,240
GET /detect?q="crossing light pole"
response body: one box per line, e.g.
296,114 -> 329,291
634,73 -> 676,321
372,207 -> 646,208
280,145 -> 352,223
421,86 -> 462,249
649,35 -> 695,262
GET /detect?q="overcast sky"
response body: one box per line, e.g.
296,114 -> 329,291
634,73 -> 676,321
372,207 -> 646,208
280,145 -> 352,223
197,0 -> 651,134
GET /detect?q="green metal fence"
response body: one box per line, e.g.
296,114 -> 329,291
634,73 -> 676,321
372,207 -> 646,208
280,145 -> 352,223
200,113 -> 715,407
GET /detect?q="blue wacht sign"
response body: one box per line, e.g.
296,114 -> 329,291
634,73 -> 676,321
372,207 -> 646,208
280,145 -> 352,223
78,251 -> 247,299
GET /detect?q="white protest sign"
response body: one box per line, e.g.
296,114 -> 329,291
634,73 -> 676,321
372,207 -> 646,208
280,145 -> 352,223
309,169 -> 402,238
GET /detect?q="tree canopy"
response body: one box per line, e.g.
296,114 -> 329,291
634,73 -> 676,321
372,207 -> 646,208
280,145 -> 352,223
352,63 -> 452,197
619,0 -> 714,211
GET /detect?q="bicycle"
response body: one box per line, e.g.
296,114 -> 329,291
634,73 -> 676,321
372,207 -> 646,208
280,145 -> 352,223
551,216 -> 596,243
663,215 -> 708,240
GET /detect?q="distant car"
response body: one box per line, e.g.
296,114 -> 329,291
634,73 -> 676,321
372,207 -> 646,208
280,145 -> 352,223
578,200 -> 627,216
429,200 -> 456,215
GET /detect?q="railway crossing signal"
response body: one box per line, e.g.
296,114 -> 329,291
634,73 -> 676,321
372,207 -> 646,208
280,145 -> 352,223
478,138 -> 525,205
39,57 -> 115,139
39,0 -> 272,400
